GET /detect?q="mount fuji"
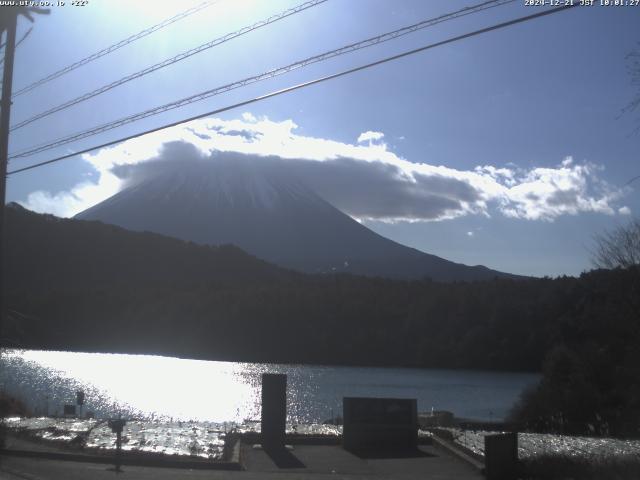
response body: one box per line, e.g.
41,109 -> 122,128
76,156 -> 514,281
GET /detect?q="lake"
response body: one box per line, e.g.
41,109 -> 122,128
1,349 -> 539,424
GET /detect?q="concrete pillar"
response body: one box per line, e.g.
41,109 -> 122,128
484,432 -> 518,480
261,373 -> 287,447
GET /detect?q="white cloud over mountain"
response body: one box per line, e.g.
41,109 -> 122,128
21,115 -> 629,221
357,131 -> 385,144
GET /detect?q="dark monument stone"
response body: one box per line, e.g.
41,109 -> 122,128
76,390 -> 85,418
63,404 -> 76,416
261,373 -> 287,448
484,432 -> 518,480
342,397 -> 418,452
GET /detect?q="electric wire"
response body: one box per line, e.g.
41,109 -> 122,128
7,3 -> 577,176
625,175 -> 640,186
0,27 -> 32,69
10,0 -> 509,158
0,25 -> 32,51
9,0 -> 515,157
11,0 -> 219,98
9,0 -> 328,132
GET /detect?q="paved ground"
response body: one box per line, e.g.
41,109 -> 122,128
242,443 -> 482,479
0,442 -> 482,479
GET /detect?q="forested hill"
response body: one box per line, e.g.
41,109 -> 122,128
3,205 -> 638,379
4,202 -> 292,291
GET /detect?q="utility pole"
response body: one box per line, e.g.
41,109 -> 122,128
0,8 -> 48,453
0,8 -> 19,352
0,6 -> 49,350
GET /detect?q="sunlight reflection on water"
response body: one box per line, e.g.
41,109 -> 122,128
0,349 -> 539,423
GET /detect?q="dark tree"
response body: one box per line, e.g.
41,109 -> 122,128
591,219 -> 640,269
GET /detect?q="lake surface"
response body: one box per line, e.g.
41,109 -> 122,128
1,350 -> 539,423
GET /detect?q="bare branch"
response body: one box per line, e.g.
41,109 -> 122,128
592,219 -> 640,269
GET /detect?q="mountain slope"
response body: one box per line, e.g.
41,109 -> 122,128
5,202 -> 289,293
76,157 -> 515,281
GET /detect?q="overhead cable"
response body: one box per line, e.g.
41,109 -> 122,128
11,0 -> 219,97
9,0 -> 514,152
10,0 -> 327,131
7,3 -> 578,176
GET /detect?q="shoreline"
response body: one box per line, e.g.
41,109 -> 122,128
2,426 -> 241,470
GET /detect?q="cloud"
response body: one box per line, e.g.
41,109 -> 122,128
492,160 -> 622,221
357,131 -> 385,144
619,206 -> 632,215
20,173 -> 123,218
20,115 -> 628,222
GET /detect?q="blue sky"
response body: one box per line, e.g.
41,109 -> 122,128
4,0 -> 640,277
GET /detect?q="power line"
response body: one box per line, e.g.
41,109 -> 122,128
9,0 -> 515,157
0,25 -> 32,50
625,175 -> 640,186
11,0 -> 219,98
0,26 -> 32,67
10,0 -> 328,132
7,3 -> 578,177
